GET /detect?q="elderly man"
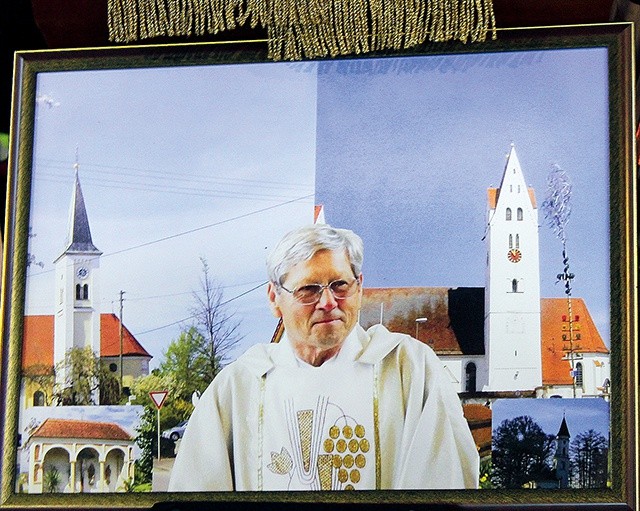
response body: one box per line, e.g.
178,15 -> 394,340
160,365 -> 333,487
168,224 -> 479,491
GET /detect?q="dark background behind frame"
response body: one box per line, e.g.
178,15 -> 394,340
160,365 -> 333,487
0,3 -> 637,511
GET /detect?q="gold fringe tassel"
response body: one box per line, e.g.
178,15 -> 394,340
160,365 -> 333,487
107,0 -> 497,60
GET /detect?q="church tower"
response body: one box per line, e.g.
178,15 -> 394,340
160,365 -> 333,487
53,162 -> 103,383
484,145 -> 542,391
554,415 -> 571,488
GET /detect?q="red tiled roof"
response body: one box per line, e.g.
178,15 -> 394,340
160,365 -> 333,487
463,404 -> 492,456
540,297 -> 609,385
360,287 -> 485,355
463,403 -> 492,422
30,418 -> 132,441
361,287 -> 463,353
22,313 -> 151,370
100,313 -> 151,358
22,315 -> 55,369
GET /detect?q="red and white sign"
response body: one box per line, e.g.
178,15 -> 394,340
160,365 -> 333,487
149,390 -> 169,409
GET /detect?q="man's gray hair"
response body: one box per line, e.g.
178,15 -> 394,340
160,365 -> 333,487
267,224 -> 364,286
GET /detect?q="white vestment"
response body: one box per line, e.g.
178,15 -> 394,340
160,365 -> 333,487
168,324 -> 479,491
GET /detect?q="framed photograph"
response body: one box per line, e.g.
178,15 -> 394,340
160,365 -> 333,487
1,22 -> 636,510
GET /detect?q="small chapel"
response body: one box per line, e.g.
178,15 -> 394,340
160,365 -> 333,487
359,146 -> 611,400
21,164 -> 152,410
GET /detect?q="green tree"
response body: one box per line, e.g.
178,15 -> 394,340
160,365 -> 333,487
491,415 -> 555,488
158,327 -> 209,402
22,363 -> 55,405
570,429 -> 608,488
133,405 -> 155,486
53,347 -> 121,405
129,371 -> 189,427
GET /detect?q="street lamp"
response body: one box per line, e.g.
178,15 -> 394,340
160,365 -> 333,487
415,317 -> 428,340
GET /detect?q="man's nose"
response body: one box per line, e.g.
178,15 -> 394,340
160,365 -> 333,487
316,287 -> 338,309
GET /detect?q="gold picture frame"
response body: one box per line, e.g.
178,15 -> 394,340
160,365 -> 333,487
1,22 -> 637,509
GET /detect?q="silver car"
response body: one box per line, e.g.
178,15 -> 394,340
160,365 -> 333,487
161,420 -> 188,441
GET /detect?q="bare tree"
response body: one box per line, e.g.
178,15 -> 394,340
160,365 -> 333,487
570,429 -> 608,488
189,257 -> 243,381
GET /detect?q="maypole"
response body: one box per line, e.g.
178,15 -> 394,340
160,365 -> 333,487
541,164 -> 577,397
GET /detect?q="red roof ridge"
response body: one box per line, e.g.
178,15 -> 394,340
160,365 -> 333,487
30,417 -> 133,441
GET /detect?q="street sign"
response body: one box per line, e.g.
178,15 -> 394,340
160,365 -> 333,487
150,390 -> 169,461
149,390 -> 168,409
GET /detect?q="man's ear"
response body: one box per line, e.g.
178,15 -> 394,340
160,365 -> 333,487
267,282 -> 282,318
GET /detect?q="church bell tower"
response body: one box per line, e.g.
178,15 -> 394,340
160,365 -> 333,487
53,161 -> 103,383
484,145 -> 542,391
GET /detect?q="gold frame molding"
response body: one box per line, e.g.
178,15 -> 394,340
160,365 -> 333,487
1,22 -> 637,510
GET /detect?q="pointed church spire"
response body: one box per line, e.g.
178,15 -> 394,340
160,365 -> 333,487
557,416 -> 570,438
61,156 -> 101,256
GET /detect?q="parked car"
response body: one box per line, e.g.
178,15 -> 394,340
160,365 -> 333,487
161,420 -> 188,441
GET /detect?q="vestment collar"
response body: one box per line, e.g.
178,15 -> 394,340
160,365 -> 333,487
236,323 -> 405,378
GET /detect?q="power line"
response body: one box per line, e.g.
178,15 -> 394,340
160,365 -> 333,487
134,280 -> 268,336
105,193 -> 314,258
35,158 -> 313,191
26,193 -> 314,278
36,173 -> 311,202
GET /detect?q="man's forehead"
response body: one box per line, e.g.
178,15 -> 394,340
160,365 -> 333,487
284,249 -> 352,281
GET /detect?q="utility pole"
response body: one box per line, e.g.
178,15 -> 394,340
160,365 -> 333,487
119,290 -> 125,394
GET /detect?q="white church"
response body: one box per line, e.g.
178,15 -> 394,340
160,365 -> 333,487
359,145 -> 611,400
21,165 -> 152,410
19,166 -> 151,493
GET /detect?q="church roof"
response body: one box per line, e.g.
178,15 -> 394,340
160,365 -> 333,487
59,170 -> 101,257
359,287 -> 608,387
99,313 -> 152,358
29,418 -> 132,441
360,287 -> 485,355
540,297 -> 609,386
462,403 -> 492,458
22,313 -> 152,370
557,416 -> 570,438
487,187 -> 536,210
487,146 -> 537,210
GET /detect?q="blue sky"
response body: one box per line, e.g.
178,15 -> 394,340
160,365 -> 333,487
23,46 -> 611,375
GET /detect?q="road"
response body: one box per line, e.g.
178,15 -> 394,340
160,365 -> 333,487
152,457 -> 175,492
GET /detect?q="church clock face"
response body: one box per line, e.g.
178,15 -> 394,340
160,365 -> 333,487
507,249 -> 522,263
77,267 -> 89,279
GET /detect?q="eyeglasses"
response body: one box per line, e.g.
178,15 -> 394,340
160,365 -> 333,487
278,278 -> 360,305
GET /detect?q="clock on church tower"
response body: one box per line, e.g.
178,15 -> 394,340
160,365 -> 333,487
507,248 -> 522,263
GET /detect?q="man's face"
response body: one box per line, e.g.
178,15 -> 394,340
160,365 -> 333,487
267,249 -> 363,355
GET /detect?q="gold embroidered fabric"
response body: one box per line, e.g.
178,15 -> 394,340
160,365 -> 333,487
107,0 -> 497,61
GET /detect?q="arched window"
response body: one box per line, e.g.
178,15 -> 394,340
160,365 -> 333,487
517,207 -> 523,221
516,234 -> 520,248
509,234 -> 513,248
76,284 -> 89,300
33,390 -> 45,406
506,208 -> 512,221
465,362 -> 477,393
575,362 -> 583,387
512,279 -> 519,293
